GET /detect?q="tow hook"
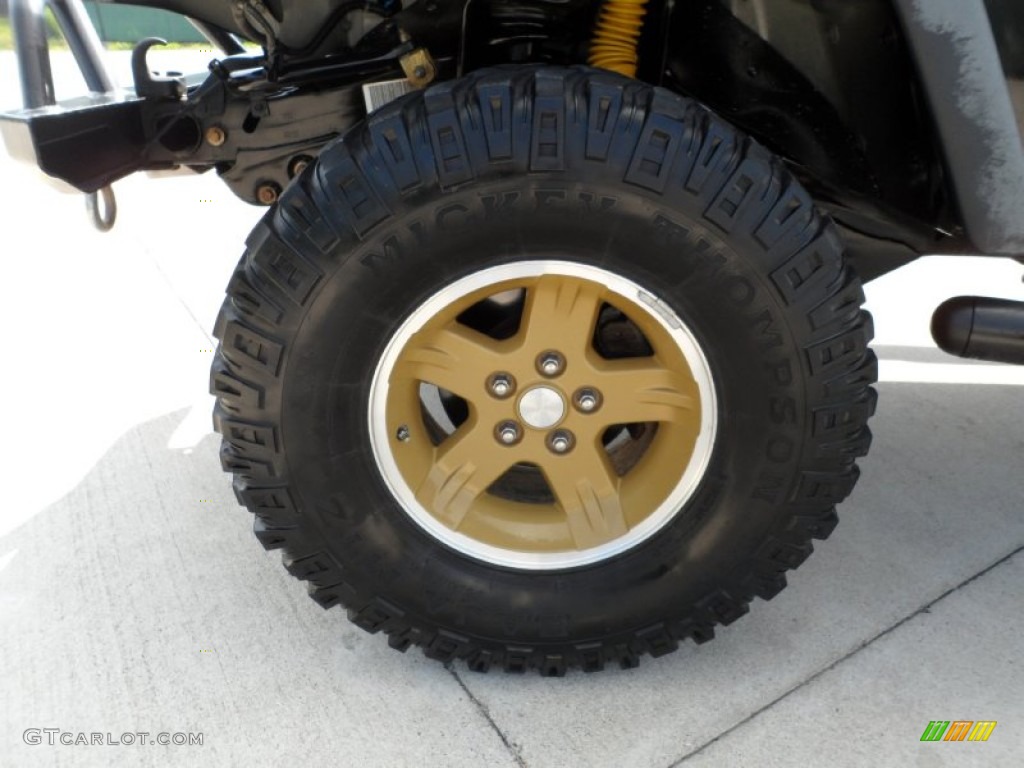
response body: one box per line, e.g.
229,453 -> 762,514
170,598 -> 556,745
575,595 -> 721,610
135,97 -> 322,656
131,38 -> 187,100
85,186 -> 117,232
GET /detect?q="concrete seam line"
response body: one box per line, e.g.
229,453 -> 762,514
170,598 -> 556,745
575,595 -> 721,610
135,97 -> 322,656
450,667 -> 528,768
668,541 -> 1024,766
149,254 -> 217,346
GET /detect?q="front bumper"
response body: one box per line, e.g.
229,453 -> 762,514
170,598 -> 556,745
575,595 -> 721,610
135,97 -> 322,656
2,95 -> 146,193
1,0 -> 139,192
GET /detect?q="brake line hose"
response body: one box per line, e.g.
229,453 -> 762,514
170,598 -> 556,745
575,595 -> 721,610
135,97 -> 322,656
588,0 -> 650,78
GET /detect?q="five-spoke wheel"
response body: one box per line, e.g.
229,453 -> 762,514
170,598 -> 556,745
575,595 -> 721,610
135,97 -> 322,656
370,262 -> 717,569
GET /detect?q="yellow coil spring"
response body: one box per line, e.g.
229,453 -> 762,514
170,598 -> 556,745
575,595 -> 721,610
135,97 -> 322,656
588,0 -> 650,78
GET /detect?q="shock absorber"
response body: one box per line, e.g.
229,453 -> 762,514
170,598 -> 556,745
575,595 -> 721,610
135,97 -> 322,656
588,0 -> 650,78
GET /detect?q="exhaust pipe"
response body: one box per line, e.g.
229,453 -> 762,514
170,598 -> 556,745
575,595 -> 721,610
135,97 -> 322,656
931,296 -> 1024,365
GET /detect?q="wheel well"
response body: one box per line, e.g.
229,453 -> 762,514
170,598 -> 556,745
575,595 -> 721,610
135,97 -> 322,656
455,0 -> 959,275
652,1 -> 956,260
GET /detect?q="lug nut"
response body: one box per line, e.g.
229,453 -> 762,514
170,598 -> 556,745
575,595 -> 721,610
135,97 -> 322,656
487,372 -> 516,399
496,421 -> 522,446
537,350 -> 566,377
205,125 -> 226,147
396,425 -> 411,442
573,387 -> 602,413
547,429 -> 575,454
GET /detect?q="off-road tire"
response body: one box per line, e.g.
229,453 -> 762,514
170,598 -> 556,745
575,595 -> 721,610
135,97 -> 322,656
211,66 -> 877,675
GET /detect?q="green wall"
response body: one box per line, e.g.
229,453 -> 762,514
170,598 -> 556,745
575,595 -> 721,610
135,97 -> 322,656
83,2 -> 205,44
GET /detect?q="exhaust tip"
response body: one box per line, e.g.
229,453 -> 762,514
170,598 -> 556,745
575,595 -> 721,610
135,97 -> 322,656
931,297 -> 976,358
931,296 -> 1024,365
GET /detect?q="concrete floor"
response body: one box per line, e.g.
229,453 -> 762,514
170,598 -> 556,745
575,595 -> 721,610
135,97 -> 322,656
1,52 -> 1023,767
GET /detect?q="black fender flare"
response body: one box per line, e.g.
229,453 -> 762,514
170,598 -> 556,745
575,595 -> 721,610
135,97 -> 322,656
893,0 -> 1024,255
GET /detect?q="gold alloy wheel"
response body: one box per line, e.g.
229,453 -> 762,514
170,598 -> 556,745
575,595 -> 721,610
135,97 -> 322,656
369,261 -> 717,569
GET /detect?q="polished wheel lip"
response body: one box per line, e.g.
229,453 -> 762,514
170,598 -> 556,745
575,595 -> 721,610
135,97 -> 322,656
368,260 -> 718,570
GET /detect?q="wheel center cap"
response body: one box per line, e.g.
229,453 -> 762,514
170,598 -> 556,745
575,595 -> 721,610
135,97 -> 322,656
518,386 -> 565,429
